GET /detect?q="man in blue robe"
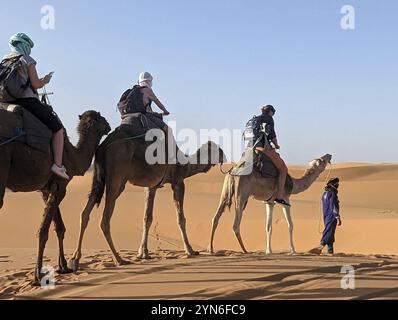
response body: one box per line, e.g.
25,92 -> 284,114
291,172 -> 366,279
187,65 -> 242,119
310,178 -> 342,255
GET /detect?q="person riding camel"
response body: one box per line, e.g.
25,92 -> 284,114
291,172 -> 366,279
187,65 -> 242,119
254,105 -> 290,207
1,33 -> 69,179
118,72 -> 185,164
118,72 -> 170,131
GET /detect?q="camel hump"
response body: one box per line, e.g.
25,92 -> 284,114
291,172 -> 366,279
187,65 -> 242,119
0,103 -> 52,152
231,148 -> 279,178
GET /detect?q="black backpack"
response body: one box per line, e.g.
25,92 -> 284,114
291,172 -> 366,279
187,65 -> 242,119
118,85 -> 147,116
0,55 -> 30,102
243,115 -> 264,143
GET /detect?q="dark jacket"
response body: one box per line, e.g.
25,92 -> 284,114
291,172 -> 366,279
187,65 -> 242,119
258,113 -> 277,142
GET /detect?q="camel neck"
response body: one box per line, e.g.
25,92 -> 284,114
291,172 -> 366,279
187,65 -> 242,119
291,165 -> 327,195
65,129 -> 102,176
180,162 -> 213,179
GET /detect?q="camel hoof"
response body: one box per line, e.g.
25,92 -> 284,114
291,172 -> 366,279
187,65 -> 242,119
68,259 -> 80,273
207,249 -> 214,255
137,253 -> 152,260
186,251 -> 200,257
31,280 -> 41,287
57,266 -> 74,275
265,251 -> 273,255
117,259 -> 131,266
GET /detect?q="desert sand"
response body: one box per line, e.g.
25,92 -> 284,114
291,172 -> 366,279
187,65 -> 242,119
1,162 -> 398,299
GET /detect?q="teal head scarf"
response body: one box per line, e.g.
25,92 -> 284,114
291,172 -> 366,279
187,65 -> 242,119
9,33 -> 34,56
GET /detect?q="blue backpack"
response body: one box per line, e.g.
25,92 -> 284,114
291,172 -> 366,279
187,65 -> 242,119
0,55 -> 30,102
243,115 -> 264,142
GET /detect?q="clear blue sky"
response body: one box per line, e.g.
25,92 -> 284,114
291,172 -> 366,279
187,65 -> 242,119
1,0 -> 397,163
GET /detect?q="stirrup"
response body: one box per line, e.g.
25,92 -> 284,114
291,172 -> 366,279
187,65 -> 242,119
275,199 -> 291,207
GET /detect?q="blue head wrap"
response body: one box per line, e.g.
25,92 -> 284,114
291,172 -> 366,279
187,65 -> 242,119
9,33 -> 34,56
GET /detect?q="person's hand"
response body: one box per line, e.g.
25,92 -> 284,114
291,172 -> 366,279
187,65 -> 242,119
338,218 -> 342,226
162,110 -> 170,116
42,73 -> 53,85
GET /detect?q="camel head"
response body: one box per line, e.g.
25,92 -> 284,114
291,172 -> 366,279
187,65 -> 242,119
78,111 -> 111,137
308,154 -> 332,171
205,141 -> 227,165
193,141 -> 227,173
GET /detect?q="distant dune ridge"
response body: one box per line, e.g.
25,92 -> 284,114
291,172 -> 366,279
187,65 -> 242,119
1,162 -> 397,299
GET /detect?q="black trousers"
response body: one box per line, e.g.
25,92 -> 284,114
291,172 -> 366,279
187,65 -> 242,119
15,97 -> 63,132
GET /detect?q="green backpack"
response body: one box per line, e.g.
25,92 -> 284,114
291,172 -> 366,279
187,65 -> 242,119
0,55 -> 30,102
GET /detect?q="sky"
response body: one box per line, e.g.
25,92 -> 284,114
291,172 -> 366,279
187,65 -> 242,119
1,0 -> 397,164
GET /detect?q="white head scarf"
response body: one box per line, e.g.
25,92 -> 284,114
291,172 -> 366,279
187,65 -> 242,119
138,72 -> 153,88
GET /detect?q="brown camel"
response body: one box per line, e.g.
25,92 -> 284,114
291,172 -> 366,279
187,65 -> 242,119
208,154 -> 332,255
69,128 -> 226,270
0,110 -> 111,283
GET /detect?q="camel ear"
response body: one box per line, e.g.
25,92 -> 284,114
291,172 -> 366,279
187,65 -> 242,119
79,115 -> 83,120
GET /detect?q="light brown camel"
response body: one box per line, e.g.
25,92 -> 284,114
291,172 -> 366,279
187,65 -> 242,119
208,154 -> 332,255
0,110 -> 111,283
69,128 -> 226,270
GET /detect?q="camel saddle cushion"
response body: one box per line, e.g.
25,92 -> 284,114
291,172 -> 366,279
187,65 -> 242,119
0,103 -> 52,153
231,148 -> 279,178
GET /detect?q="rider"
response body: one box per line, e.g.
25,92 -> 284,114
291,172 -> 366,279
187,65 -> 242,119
118,72 -> 185,164
255,105 -> 290,207
118,72 -> 170,131
2,33 -> 69,179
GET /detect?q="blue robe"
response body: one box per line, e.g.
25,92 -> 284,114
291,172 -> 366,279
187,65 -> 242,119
320,190 -> 340,249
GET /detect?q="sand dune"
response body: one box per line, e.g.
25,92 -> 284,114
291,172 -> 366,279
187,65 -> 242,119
1,162 -> 398,299
1,249 -> 398,300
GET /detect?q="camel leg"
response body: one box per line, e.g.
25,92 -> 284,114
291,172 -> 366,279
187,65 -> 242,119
69,196 -> 97,271
208,190 -> 228,254
208,175 -> 232,254
172,182 -> 198,256
282,199 -> 296,254
137,187 -> 157,260
41,191 -> 72,274
0,180 -> 6,210
0,151 -> 10,210
265,202 -> 275,255
100,177 -> 128,266
53,208 -> 73,274
34,188 -> 66,284
233,198 -> 248,253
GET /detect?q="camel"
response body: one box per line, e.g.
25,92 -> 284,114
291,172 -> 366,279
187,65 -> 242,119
0,110 -> 111,283
208,153 -> 332,255
69,127 -> 226,270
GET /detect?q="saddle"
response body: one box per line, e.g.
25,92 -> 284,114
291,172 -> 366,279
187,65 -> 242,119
230,148 -> 279,178
0,103 -> 52,153
116,115 -> 148,139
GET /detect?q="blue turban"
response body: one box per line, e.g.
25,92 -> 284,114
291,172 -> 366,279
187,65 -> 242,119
9,33 -> 34,56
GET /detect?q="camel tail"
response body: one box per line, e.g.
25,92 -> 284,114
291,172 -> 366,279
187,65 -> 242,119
89,159 -> 106,207
225,174 -> 236,210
